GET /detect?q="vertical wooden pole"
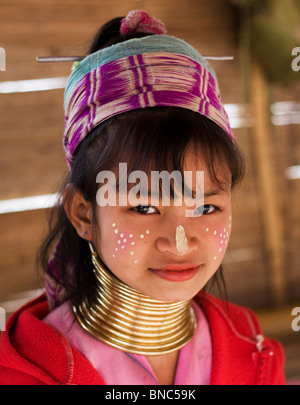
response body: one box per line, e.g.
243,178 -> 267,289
250,60 -> 285,306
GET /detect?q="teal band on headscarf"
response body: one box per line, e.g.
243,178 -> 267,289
64,35 -> 217,109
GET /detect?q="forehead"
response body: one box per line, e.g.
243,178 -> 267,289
182,147 -> 232,192
114,153 -> 231,201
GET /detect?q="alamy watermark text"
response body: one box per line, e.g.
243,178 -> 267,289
0,307 -> 5,331
0,47 -> 6,71
292,47 -> 300,72
96,163 -> 205,217
292,307 -> 300,332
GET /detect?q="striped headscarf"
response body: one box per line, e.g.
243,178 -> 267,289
63,34 -> 233,169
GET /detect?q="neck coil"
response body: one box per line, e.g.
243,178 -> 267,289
73,243 -> 196,355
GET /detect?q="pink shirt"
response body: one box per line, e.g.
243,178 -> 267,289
44,300 -> 212,385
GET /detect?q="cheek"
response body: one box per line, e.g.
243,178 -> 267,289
114,231 -> 135,256
111,226 -> 136,258
204,216 -> 232,261
110,223 -> 151,264
216,227 -> 230,250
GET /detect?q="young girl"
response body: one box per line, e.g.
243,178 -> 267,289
0,10 -> 285,385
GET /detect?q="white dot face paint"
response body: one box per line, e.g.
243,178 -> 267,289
110,222 -> 151,264
175,225 -> 188,255
203,215 -> 232,264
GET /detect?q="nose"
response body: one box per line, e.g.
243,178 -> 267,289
155,224 -> 199,256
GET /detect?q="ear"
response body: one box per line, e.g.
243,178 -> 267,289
63,184 -> 93,241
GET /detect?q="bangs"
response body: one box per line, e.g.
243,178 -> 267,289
107,108 -> 244,194
72,107 -> 245,203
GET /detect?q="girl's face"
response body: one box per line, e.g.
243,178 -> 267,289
93,152 -> 232,302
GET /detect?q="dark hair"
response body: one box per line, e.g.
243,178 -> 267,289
38,17 -> 245,307
87,16 -> 154,52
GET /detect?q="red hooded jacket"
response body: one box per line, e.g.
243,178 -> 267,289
0,292 -> 285,385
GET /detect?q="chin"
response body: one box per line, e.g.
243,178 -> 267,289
145,286 -> 201,303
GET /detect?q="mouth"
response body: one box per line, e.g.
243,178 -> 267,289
148,263 -> 200,282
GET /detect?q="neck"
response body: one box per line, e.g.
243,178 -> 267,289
73,243 -> 196,355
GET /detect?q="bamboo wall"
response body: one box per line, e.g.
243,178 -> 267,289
0,0 -> 300,380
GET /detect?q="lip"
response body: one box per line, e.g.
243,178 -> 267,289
156,263 -> 199,271
148,264 -> 200,282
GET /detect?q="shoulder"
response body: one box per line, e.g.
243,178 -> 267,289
195,291 -> 263,339
194,291 -> 285,385
0,294 -> 104,385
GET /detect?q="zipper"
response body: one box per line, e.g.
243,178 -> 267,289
125,352 -> 160,384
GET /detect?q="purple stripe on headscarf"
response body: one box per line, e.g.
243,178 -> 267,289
86,70 -> 95,133
128,55 -> 141,93
63,52 -> 233,169
67,75 -> 91,113
67,123 -> 84,161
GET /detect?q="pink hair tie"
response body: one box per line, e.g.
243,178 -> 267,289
120,10 -> 167,36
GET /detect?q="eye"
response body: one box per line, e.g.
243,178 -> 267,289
194,204 -> 217,216
131,205 -> 159,215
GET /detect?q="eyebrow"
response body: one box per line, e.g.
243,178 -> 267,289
204,189 -> 225,198
119,183 -> 229,199
144,188 -> 227,199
